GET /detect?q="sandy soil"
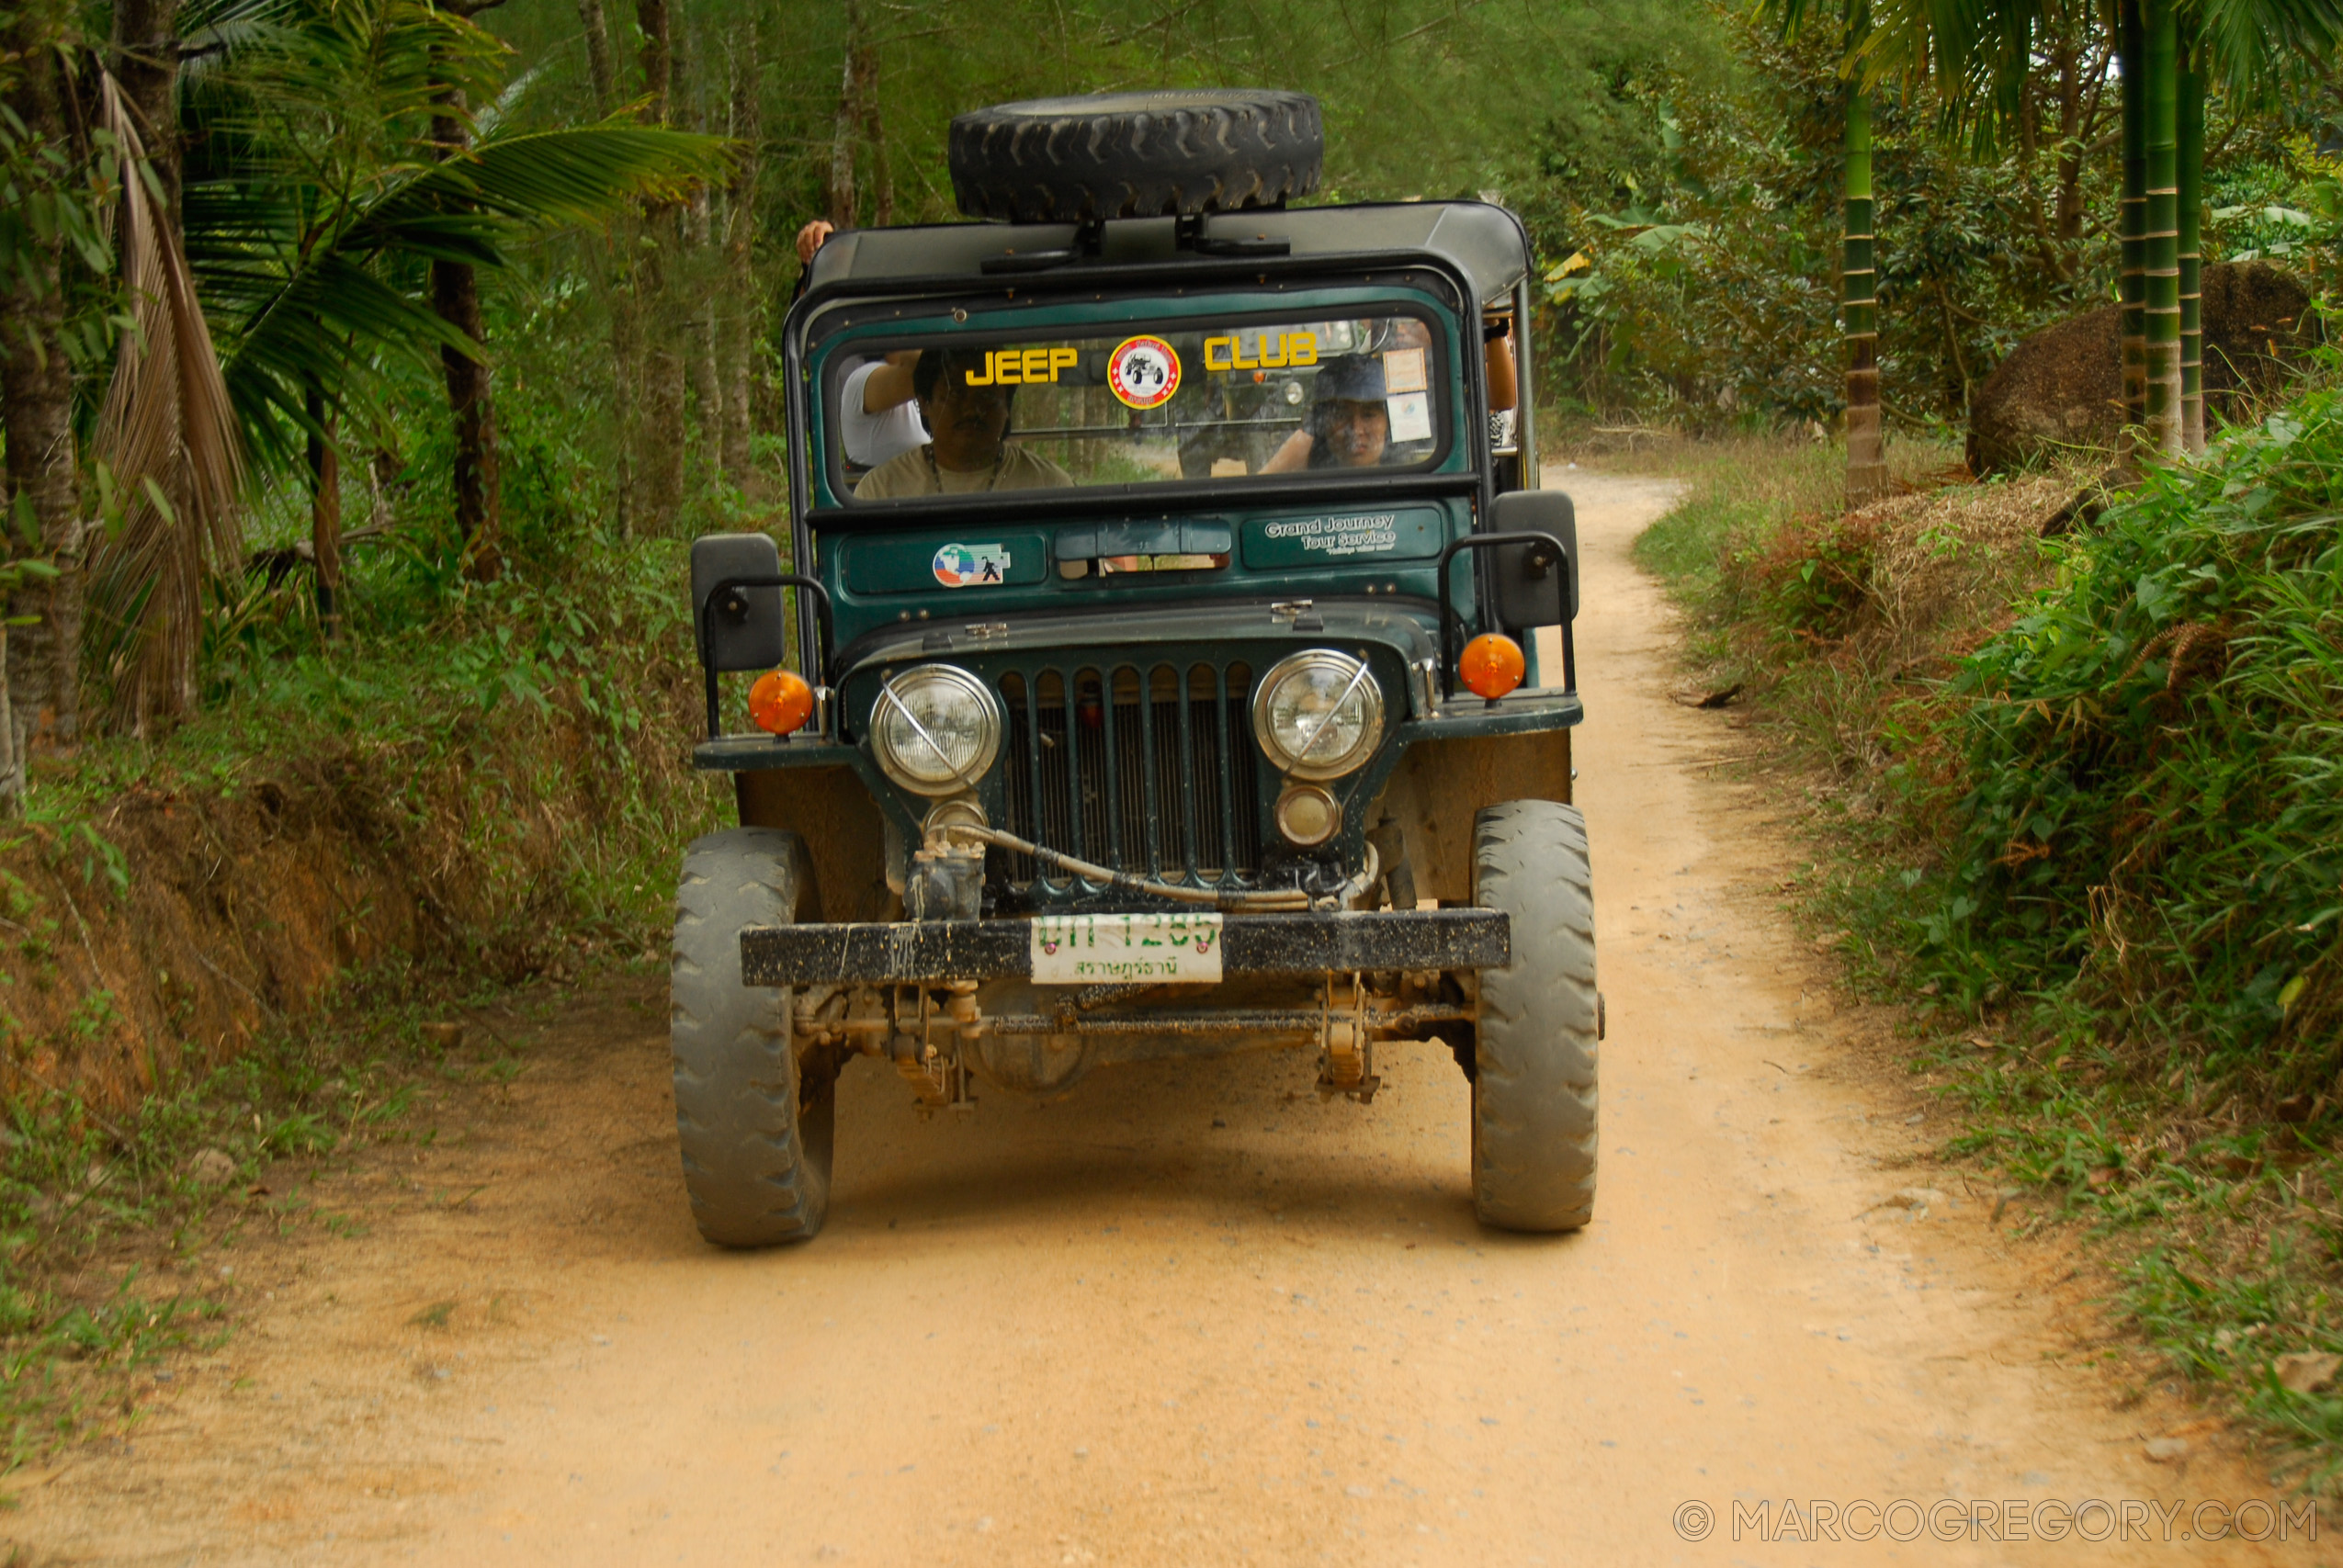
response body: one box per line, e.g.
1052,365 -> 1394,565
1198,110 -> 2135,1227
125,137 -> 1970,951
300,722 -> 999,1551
8,472 -> 2327,1566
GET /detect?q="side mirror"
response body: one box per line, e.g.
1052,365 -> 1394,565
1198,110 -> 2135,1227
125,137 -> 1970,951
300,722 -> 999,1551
690,532 -> 787,671
1487,491 -> 1579,626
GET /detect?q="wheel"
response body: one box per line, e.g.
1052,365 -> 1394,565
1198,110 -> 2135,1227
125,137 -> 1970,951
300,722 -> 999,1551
670,827 -> 832,1246
948,89 -> 1322,222
1470,800 -> 1599,1232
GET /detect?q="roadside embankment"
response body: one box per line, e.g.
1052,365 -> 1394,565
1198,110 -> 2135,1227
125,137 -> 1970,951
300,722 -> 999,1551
1624,388 -> 2343,1491
2,545 -> 718,1114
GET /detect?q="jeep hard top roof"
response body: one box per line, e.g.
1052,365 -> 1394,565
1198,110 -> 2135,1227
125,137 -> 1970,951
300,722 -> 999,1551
804,199 -> 1533,310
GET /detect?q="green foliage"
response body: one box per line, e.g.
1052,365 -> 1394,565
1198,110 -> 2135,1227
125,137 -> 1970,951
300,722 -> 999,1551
1925,369 -> 2343,1095
178,0 -> 726,472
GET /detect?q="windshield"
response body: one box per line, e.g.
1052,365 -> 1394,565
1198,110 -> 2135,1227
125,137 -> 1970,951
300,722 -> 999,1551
824,311 -> 1444,503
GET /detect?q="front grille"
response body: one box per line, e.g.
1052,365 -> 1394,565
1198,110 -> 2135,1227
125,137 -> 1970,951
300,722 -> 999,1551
996,661 -> 1262,890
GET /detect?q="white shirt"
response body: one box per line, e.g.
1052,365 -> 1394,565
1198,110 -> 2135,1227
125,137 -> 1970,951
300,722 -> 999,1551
839,359 -> 929,468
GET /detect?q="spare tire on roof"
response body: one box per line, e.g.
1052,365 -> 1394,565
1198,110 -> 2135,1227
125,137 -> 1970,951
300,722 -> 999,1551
948,89 -> 1322,223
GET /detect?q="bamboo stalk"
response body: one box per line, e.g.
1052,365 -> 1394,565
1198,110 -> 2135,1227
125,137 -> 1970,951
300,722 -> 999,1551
1844,83 -> 1888,507
2178,38 -> 2204,455
2142,0 -> 2182,456
2118,0 -> 2146,440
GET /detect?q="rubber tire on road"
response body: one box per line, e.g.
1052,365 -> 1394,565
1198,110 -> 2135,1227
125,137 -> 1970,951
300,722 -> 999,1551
670,827 -> 832,1247
1470,801 -> 1600,1232
948,89 -> 1322,223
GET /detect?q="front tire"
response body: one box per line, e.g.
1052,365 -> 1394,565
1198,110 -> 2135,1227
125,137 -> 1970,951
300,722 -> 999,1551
1470,801 -> 1599,1232
670,828 -> 832,1247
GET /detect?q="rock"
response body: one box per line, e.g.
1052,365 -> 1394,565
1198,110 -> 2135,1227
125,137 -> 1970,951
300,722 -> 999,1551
187,1148 -> 236,1187
1883,1187 -> 1950,1215
2144,1436 -> 2190,1462
2273,1350 -> 2343,1395
1967,262 -> 2319,475
420,1021 -> 466,1050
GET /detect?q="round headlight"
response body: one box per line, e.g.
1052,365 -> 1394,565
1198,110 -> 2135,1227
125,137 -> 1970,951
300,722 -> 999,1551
870,664 -> 1002,795
1251,649 -> 1385,781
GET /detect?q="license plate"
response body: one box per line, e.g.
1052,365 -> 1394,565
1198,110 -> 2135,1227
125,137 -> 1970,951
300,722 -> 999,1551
1030,912 -> 1224,985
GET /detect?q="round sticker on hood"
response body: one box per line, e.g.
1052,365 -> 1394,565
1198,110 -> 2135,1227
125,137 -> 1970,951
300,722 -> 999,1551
1107,335 -> 1182,410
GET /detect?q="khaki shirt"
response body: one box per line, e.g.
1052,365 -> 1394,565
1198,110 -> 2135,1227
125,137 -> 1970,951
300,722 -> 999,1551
855,444 -> 1075,500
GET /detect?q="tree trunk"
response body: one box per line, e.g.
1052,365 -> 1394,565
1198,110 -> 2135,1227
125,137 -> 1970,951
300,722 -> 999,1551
0,625 -> 20,816
827,3 -> 860,227
608,230 -> 641,536
424,6 -> 509,577
109,0 -> 180,214
2140,0 -> 2182,457
576,0 -> 618,113
2118,0 -> 2146,438
0,24 -> 82,750
577,0 -> 638,533
305,388 -> 344,639
685,187 -> 720,441
432,252 -> 504,580
1842,83 -> 1887,507
2178,39 -> 2204,455
2053,42 -> 2084,247
633,0 -> 685,531
719,46 -> 760,487
855,31 -> 891,226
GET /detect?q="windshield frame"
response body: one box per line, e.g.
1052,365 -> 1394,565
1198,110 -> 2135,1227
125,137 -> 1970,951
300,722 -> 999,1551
795,269 -> 1475,528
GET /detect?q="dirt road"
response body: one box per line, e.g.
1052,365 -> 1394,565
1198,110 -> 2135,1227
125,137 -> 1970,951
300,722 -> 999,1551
12,474 -> 2321,1565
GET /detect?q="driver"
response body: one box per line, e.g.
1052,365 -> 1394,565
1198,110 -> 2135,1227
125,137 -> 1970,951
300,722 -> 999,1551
855,349 -> 1075,498
1260,355 -> 1393,471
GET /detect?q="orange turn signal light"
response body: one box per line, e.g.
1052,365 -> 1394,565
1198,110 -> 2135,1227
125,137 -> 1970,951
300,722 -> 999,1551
749,669 -> 815,736
1459,633 -> 1526,701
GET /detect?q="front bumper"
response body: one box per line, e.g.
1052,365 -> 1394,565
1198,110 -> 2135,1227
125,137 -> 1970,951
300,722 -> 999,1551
740,908 -> 1508,987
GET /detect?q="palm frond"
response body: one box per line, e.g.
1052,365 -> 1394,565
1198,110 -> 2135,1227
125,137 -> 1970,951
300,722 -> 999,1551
366,124 -> 732,235
86,72 -> 247,733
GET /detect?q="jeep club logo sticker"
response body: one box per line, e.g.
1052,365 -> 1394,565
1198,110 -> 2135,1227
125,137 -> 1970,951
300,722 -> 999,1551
1106,335 -> 1181,410
933,542 -> 1011,587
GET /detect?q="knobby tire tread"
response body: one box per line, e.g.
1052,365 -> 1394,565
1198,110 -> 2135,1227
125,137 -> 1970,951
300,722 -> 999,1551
670,827 -> 832,1247
949,90 -> 1322,222
1471,800 -> 1600,1232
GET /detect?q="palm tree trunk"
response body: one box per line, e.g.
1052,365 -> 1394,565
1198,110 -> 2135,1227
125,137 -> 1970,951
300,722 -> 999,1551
0,21 -> 83,750
109,0 -> 179,212
428,57 -> 506,579
432,249 -> 504,578
2118,0 -> 2146,437
1843,83 -> 1888,506
2178,39 -> 2204,455
305,388 -> 343,639
2141,0 -> 2182,457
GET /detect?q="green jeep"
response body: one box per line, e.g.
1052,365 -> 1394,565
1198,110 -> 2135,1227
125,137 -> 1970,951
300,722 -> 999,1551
674,90 -> 1598,1246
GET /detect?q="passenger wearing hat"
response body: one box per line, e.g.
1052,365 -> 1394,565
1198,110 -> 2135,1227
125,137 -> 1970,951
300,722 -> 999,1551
855,348 -> 1074,499
1261,354 -> 1395,472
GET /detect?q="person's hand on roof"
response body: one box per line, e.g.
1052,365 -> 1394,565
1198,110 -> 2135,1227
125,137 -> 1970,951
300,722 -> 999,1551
796,220 -> 835,266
